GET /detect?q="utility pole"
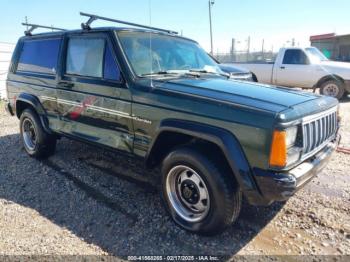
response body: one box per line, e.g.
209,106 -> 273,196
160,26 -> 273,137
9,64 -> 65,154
261,39 -> 265,59
208,0 -> 215,55
25,16 -> 28,30
271,45 -> 274,58
231,38 -> 236,62
246,36 -> 250,62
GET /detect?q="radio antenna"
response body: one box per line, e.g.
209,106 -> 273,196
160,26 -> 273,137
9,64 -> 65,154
149,0 -> 154,88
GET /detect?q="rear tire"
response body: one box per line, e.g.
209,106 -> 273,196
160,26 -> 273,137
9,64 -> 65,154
20,108 -> 56,158
320,80 -> 345,100
161,147 -> 241,235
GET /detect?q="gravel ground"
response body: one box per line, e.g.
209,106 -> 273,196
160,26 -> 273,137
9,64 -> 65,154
0,97 -> 349,259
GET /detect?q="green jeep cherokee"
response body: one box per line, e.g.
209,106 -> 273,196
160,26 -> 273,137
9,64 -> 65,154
5,15 -> 340,235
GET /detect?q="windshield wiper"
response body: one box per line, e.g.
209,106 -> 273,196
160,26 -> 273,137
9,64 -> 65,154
140,71 -> 181,77
189,69 -> 229,78
141,69 -> 229,79
141,70 -> 201,78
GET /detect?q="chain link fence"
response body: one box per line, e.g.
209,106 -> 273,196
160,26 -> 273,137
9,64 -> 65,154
213,50 -> 278,63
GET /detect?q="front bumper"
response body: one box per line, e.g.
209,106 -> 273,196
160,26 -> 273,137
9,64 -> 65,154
251,134 -> 340,205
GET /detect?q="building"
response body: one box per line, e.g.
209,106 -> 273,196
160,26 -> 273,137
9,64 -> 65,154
310,33 -> 350,62
0,42 -> 15,99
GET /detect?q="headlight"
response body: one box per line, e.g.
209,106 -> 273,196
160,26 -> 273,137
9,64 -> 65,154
285,126 -> 298,148
230,73 -> 252,80
269,126 -> 301,168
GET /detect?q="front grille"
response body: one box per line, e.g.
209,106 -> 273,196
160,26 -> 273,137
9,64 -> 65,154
302,107 -> 337,157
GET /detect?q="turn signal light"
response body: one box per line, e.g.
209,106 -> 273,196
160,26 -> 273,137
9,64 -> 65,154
269,130 -> 287,168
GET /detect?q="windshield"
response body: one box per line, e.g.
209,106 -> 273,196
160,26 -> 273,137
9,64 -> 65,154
305,47 -> 329,62
117,31 -> 222,76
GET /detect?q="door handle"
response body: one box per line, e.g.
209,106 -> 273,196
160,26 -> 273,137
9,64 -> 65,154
280,66 -> 286,69
58,81 -> 74,88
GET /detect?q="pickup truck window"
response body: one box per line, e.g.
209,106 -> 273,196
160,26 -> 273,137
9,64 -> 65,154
282,49 -> 309,65
305,47 -> 328,62
117,31 -> 221,76
17,38 -> 61,75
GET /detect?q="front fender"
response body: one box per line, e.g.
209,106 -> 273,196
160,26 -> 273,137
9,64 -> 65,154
314,74 -> 345,89
147,119 -> 263,201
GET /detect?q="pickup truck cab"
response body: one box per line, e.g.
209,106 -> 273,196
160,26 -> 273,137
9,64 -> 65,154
5,14 -> 340,235
235,47 -> 350,99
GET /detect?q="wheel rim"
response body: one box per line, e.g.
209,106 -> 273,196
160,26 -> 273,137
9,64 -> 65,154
22,118 -> 37,151
166,165 -> 210,222
323,83 -> 339,97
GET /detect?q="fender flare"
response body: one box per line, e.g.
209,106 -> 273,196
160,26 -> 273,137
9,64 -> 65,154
146,119 -> 260,194
314,74 -> 345,90
16,93 -> 52,134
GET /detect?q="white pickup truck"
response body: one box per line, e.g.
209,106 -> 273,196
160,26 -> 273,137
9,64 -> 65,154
234,47 -> 350,99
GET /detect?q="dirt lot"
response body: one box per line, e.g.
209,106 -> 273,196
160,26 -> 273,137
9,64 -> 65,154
0,97 -> 349,259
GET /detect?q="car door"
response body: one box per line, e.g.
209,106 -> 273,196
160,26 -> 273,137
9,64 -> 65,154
56,32 -> 133,152
275,49 -> 317,88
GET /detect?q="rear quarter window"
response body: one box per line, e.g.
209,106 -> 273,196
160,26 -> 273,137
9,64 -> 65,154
17,38 -> 61,75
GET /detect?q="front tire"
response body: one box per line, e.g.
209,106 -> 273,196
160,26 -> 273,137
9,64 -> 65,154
161,147 -> 241,235
320,80 -> 345,100
20,108 -> 56,158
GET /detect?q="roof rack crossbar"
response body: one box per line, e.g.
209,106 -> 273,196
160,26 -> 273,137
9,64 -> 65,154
22,23 -> 66,36
80,12 -> 178,35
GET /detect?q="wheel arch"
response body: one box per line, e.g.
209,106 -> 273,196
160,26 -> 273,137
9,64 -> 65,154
16,93 -> 52,134
145,119 -> 260,194
315,74 -> 345,89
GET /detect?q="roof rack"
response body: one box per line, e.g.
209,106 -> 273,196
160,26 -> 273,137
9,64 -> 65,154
80,12 -> 178,35
22,23 -> 66,36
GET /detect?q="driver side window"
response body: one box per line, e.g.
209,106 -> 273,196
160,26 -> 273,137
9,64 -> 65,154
66,36 -> 121,81
283,50 -> 309,65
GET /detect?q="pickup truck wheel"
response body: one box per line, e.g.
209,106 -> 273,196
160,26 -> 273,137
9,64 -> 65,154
320,80 -> 345,99
20,108 -> 56,158
161,147 -> 241,235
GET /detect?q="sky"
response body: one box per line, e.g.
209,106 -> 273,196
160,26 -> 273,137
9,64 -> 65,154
0,0 -> 349,53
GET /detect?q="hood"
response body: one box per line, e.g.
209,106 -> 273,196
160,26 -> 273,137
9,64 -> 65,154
219,64 -> 251,74
155,78 -> 323,115
320,60 -> 350,69
319,60 -> 350,79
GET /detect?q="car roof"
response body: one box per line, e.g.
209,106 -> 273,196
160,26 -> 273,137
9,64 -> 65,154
20,26 -> 198,44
